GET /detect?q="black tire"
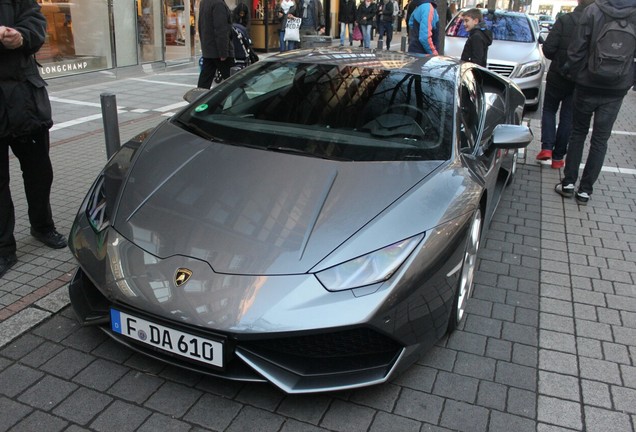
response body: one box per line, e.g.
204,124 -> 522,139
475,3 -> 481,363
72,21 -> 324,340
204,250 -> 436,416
448,208 -> 483,333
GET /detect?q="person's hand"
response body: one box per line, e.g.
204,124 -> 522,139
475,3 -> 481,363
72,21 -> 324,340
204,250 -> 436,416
1,27 -> 23,49
220,57 -> 227,61
319,26 -> 325,34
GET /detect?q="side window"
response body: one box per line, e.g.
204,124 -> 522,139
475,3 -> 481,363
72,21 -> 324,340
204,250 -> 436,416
459,71 -> 482,153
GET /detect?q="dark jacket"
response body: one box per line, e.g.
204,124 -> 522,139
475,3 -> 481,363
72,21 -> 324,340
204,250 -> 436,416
294,0 -> 325,30
380,0 -> 394,23
357,1 -> 377,26
275,2 -> 297,30
460,21 -> 492,67
543,4 -> 588,88
567,0 -> 636,95
339,0 -> 357,24
0,0 -> 52,138
198,0 -> 234,59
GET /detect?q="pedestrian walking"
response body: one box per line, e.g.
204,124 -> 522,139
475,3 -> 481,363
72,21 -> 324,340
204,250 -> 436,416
537,0 -> 594,168
1,0 -> 67,279
460,8 -> 492,67
357,0 -> 377,48
407,0 -> 440,56
338,0 -> 357,46
378,0 -> 394,50
197,0 -> 234,89
276,0 -> 298,51
555,0 -> 636,205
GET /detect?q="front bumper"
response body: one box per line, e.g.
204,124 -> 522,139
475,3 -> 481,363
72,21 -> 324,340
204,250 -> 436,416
68,198 -> 469,393
69,266 -> 406,393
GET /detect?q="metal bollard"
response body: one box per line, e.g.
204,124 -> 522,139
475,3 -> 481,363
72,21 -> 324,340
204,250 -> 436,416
401,35 -> 407,52
100,93 -> 121,159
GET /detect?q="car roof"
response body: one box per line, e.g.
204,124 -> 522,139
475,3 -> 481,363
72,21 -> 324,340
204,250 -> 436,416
262,48 -> 463,79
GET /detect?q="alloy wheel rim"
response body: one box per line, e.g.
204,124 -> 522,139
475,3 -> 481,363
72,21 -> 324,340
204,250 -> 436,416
456,210 -> 482,323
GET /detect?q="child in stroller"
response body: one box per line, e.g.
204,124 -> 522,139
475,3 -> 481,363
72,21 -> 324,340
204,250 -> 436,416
212,23 -> 258,83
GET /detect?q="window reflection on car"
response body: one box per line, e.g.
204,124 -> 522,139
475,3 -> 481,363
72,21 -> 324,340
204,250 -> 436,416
177,62 -> 455,162
447,11 -> 534,43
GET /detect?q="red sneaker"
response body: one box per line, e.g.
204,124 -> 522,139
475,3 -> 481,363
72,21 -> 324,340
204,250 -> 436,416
551,159 -> 565,169
536,149 -> 552,161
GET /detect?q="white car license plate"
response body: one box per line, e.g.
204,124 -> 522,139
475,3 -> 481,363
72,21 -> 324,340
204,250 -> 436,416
110,309 -> 224,368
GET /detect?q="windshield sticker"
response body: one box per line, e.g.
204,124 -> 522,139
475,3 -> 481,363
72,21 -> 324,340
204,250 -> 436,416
195,104 -> 209,113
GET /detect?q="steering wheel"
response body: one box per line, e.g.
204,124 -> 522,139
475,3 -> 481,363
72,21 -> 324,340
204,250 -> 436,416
381,103 -> 435,129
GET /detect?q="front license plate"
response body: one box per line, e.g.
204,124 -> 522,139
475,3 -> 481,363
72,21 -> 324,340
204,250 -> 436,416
110,309 -> 224,368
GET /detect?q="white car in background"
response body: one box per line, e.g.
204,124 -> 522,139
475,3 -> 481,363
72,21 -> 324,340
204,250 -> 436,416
445,9 -> 546,110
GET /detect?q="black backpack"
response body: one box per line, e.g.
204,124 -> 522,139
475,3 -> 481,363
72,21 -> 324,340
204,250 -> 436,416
587,11 -> 636,82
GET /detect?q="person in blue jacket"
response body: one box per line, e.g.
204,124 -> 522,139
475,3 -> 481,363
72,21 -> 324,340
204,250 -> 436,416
407,0 -> 439,55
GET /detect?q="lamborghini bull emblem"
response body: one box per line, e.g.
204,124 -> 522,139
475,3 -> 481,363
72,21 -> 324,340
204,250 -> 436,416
174,268 -> 193,287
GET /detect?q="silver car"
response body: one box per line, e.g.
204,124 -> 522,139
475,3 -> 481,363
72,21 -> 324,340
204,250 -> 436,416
68,50 -> 531,393
445,9 -> 546,110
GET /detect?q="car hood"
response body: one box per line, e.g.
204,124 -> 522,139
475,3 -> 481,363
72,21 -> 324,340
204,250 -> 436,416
113,122 -> 443,275
445,37 -> 541,64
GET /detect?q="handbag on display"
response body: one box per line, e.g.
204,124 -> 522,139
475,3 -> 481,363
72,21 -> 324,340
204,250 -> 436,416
284,17 -> 302,42
352,24 -> 363,41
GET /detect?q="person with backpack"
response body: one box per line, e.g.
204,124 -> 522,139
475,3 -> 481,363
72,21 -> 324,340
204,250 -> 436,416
555,0 -> 636,205
537,0 -> 594,168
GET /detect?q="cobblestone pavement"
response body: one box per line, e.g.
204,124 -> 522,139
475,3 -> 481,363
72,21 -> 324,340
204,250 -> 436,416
1,58 -> 635,431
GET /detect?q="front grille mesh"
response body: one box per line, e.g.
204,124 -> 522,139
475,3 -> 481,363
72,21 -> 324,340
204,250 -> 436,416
488,63 -> 515,77
241,327 -> 403,375
244,327 -> 400,358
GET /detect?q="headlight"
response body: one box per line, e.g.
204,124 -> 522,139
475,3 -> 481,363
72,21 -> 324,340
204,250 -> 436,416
516,61 -> 543,78
86,174 -> 109,233
315,234 -> 424,291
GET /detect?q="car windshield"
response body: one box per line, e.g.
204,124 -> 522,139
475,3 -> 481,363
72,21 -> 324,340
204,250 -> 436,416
176,61 -> 454,162
446,11 -> 535,43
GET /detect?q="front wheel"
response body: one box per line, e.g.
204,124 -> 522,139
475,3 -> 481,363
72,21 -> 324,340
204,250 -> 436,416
448,208 -> 482,332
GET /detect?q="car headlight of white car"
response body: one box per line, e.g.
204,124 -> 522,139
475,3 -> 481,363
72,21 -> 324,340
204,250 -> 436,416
315,234 -> 425,291
516,60 -> 543,78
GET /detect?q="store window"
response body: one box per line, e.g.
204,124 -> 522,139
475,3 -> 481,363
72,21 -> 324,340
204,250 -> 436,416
36,0 -> 113,78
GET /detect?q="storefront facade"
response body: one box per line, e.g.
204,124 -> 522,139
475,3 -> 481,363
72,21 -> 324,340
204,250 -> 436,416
36,0 -> 196,79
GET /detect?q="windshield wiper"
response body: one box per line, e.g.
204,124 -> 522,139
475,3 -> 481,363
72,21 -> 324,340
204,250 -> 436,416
173,119 -> 221,141
266,146 -> 352,161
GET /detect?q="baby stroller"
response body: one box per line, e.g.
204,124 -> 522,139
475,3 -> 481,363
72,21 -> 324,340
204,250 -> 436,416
213,23 -> 259,83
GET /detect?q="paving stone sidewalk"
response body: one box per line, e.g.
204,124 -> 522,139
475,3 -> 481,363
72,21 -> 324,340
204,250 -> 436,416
0,64 -> 635,431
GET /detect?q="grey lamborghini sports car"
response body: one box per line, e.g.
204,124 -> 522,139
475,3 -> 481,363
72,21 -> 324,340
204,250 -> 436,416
68,50 -> 532,394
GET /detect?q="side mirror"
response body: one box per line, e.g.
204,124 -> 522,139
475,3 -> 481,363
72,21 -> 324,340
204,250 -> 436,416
183,87 -> 210,103
491,124 -> 533,149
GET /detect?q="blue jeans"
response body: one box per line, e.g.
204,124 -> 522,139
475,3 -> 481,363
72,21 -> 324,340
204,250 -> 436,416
361,24 -> 372,48
340,22 -> 353,45
540,80 -> 574,160
562,88 -> 624,195
279,30 -> 296,51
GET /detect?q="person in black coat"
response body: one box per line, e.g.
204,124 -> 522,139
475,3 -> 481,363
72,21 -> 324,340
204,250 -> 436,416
197,0 -> 234,89
460,8 -> 492,67
1,0 -> 67,279
338,0 -> 357,46
537,0 -> 593,167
